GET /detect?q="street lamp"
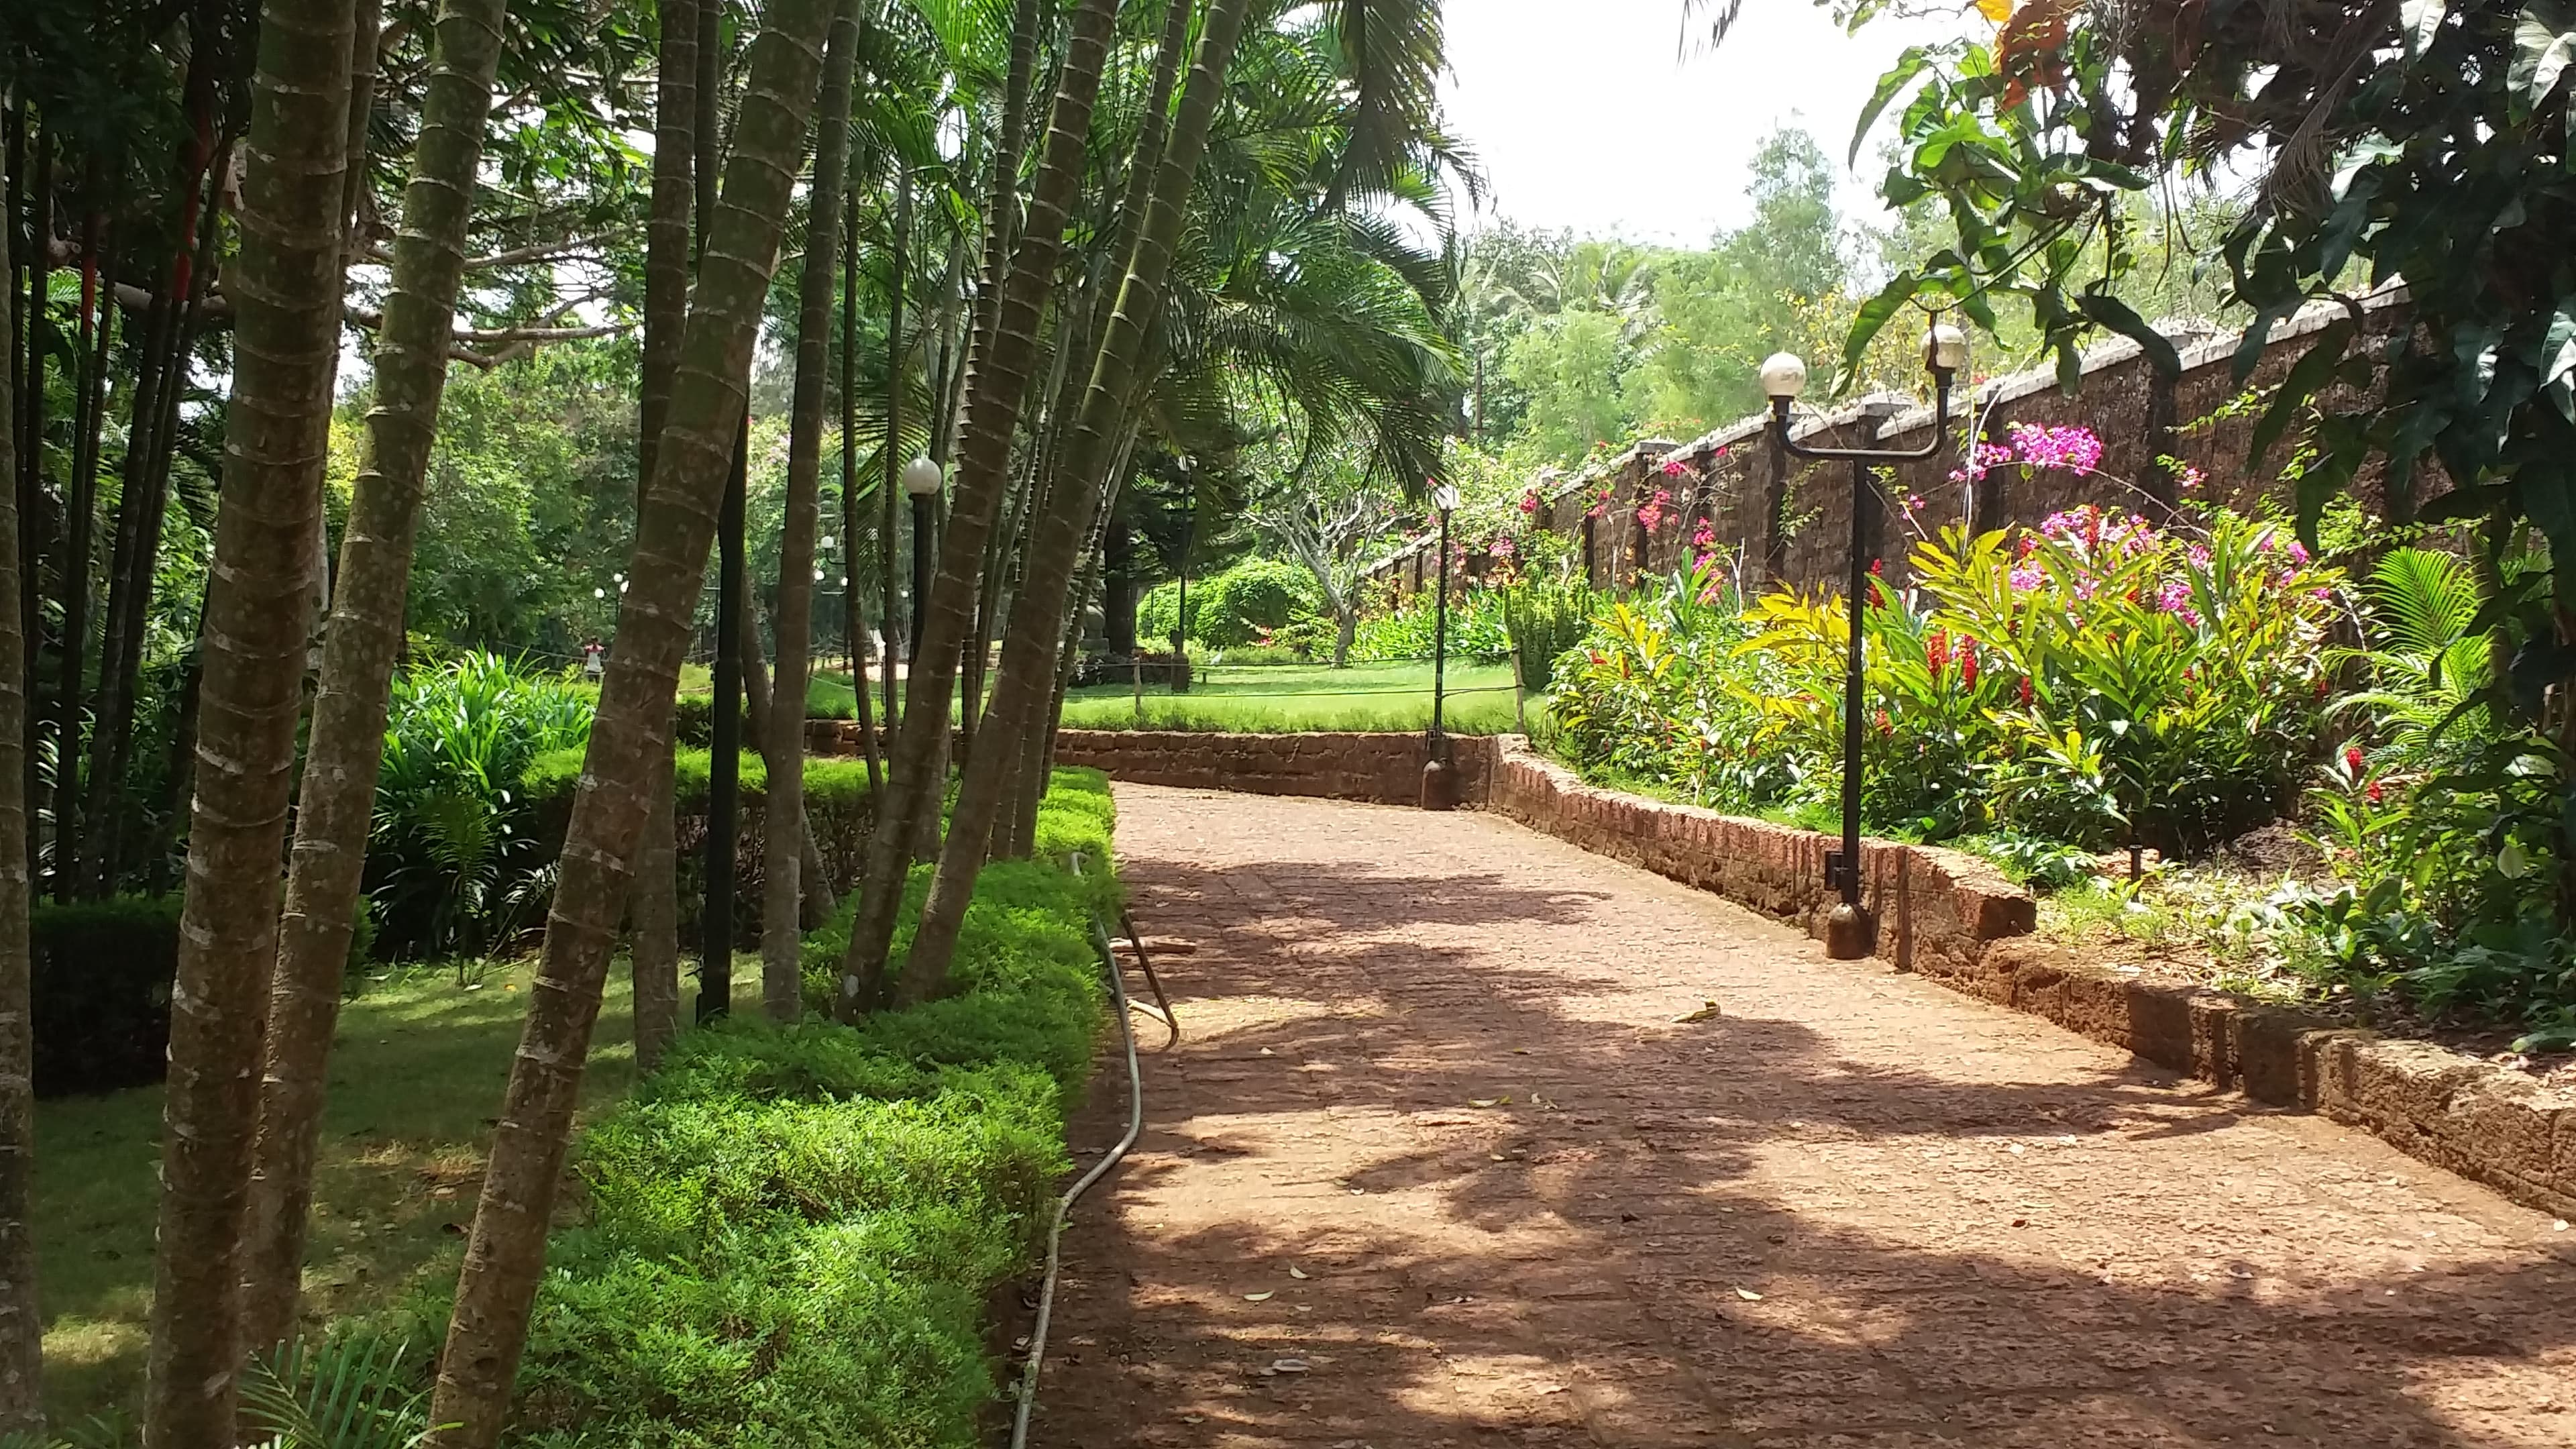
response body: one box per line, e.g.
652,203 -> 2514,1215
1764,321 -> 1966,960
902,456 -> 943,669
1421,480 -> 1463,811
1171,454 -> 1196,694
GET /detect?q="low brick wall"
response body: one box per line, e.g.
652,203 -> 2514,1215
1481,737 -> 2576,1219
1049,730 -> 1483,806
1485,738 -> 2033,977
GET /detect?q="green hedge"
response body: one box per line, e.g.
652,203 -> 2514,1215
31,894 -> 377,1098
490,767 -> 1118,1446
520,749 -> 879,951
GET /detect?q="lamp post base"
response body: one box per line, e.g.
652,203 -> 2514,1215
1419,757 -> 1457,812
1823,901 -> 1874,961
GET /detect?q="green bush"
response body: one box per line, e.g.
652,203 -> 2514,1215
30,894 -> 374,1098
1352,586 -> 1512,663
476,768 -> 1118,1448
1139,559 -> 1322,649
520,749 -> 881,952
368,653 -> 595,959
1556,509 -> 2337,850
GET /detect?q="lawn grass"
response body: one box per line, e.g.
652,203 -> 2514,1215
30,960 -> 765,1424
1061,659 -> 1527,733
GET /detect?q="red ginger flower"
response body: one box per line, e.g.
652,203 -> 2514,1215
1957,638 -> 1979,688
2345,745 -> 2365,775
1927,630 -> 1950,674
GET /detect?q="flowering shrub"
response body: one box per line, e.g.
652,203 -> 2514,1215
1555,508 -> 2340,849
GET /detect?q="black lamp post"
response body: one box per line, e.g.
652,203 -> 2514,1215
1171,453 -> 1195,694
903,456 -> 943,676
1421,480 -> 1462,811
1761,323 -> 1966,959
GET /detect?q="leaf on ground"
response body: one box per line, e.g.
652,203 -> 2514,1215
1672,1000 -> 1723,1023
1267,1357 -> 1310,1375
1735,1287 -> 1765,1301
1469,1096 -> 1509,1108
1244,1290 -> 1274,1301
1289,1265 -> 1310,1279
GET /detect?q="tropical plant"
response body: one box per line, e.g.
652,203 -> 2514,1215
367,655 -> 594,962
239,1338 -> 443,1449
1497,576 -> 1596,696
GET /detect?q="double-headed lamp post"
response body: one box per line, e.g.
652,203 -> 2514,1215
902,456 -> 943,669
1761,321 -> 1968,959
1421,480 -> 1462,811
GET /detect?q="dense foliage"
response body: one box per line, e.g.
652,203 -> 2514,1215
1556,506 -> 2339,852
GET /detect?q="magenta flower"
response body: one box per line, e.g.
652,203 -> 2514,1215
2007,421 -> 2105,474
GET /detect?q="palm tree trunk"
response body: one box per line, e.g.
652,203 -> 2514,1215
765,0 -> 861,1020
630,0 -> 698,1075
140,0 -> 362,1434
895,0 -> 1248,1004
836,0 -> 1150,1012
17,127 -> 48,885
235,0 -> 514,1358
738,591 -> 835,924
83,71 -> 224,894
423,0 -> 843,1436
0,129 -> 43,1441
839,176 -> 883,799
54,192 -> 115,903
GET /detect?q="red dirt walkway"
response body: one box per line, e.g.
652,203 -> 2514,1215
1028,785 -> 2576,1447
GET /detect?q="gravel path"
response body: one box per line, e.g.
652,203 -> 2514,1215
1028,784 -> 2576,1447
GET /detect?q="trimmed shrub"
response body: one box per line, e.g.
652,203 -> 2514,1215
1138,558 -> 1323,649
32,894 -> 375,1098
520,749 -> 879,951
455,767 -> 1120,1448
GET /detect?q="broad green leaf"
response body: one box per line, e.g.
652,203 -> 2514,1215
2511,3 -> 2576,114
1854,48 -> 1932,166
2402,0 -> 2447,59
2078,291 -> 2182,378
1841,270 -> 1921,391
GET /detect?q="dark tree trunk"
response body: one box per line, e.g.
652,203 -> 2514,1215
1104,494 -> 1136,657
0,114 -> 44,1439
700,419 -> 747,1020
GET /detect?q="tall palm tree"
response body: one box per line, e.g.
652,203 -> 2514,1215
237,0 -> 522,1357
835,0 -> 1155,1013
143,0 -> 363,1437
765,0 -> 864,1021
0,131 -> 39,1442
631,0 -> 701,1074
423,0 -> 848,1438
894,0 -> 1255,1004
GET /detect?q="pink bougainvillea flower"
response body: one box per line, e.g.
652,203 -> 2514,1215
1691,523 -> 1717,549
2177,464 -> 2208,492
2007,421 -> 2105,474
1662,458 -> 1690,477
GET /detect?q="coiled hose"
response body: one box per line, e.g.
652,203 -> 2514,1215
1011,859 -> 1154,1448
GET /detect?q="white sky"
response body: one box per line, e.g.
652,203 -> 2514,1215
1440,1 -> 1980,246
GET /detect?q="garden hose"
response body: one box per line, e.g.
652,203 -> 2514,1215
1012,855 -> 1153,1448
1118,905 -> 1179,1048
